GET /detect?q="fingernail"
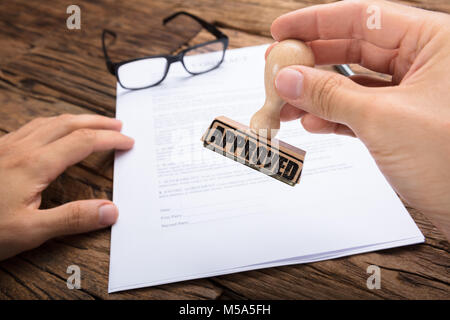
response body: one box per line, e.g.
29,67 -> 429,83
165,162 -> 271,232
98,204 -> 118,226
275,68 -> 304,100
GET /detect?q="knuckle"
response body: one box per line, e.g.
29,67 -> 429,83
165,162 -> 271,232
57,113 -> 77,130
74,128 -> 96,142
31,150 -> 51,173
2,156 -> 19,169
8,151 -> 35,169
347,39 -> 361,62
57,113 -> 75,123
33,116 -> 45,123
65,203 -> 83,231
26,116 -> 53,130
311,74 -> 342,120
29,117 -> 45,126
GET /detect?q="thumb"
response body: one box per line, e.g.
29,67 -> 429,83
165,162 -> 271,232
275,66 -> 370,126
38,200 -> 119,239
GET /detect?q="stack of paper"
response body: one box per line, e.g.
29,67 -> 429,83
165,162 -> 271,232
109,44 -> 424,293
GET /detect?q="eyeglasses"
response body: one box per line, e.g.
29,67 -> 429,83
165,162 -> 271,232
102,11 -> 229,90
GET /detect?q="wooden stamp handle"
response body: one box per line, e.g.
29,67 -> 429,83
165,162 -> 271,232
250,40 -> 315,139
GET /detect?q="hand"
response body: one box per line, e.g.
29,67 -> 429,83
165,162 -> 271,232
0,114 -> 134,261
270,0 -> 450,238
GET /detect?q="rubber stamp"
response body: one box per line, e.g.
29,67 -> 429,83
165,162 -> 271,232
250,39 -> 315,139
202,40 -> 314,186
201,116 -> 306,186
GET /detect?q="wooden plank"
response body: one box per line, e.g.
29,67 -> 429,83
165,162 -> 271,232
0,0 -> 448,300
0,257 -> 94,299
176,0 -> 450,38
16,238 -> 222,299
0,0 -> 203,119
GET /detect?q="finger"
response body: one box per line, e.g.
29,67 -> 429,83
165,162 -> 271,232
280,103 -> 306,121
265,42 -> 278,60
275,65 -> 378,128
7,117 -> 54,142
349,74 -> 392,87
271,0 -> 428,50
0,130 -> 16,145
23,114 -> 123,147
301,113 -> 335,133
37,200 -> 118,238
301,113 -> 356,137
35,129 -> 134,181
280,103 -> 355,136
308,39 -> 397,74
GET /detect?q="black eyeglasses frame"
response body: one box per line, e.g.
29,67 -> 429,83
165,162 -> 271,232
102,11 -> 229,90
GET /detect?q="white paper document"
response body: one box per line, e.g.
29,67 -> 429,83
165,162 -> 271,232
109,44 -> 424,293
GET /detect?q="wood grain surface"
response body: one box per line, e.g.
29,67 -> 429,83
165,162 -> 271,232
0,0 -> 448,299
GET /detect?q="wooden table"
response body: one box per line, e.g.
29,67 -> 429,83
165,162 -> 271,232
0,0 -> 448,300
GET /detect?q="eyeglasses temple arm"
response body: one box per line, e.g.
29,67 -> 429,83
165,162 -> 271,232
163,11 -> 227,40
102,29 -> 117,75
